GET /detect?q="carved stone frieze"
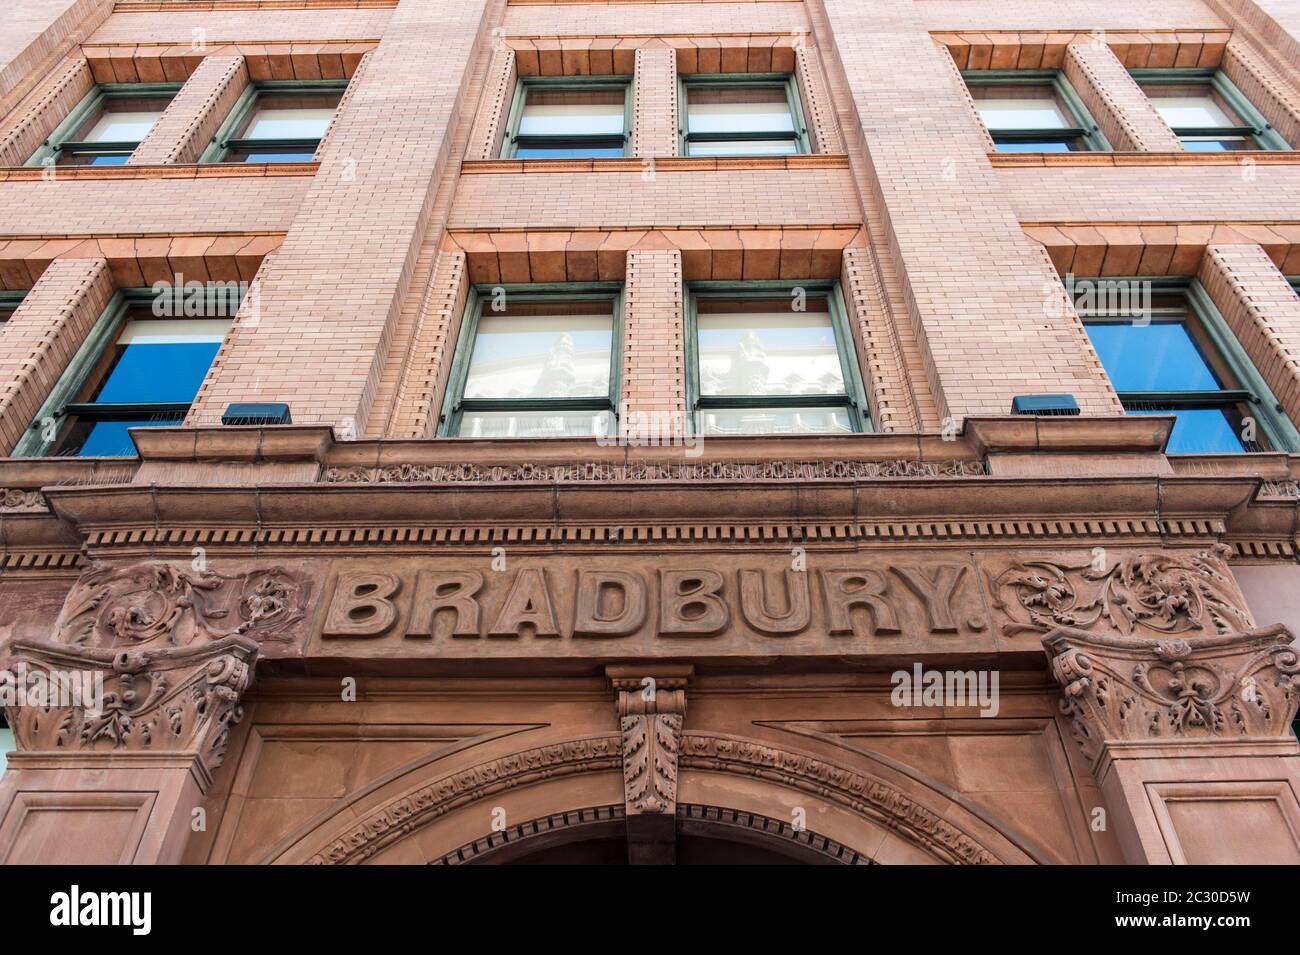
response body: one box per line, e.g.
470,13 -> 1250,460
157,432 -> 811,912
54,560 -> 312,650
0,488 -> 47,513
1042,624 -> 1300,764
990,544 -> 1252,638
2,635 -> 258,780
320,459 -> 988,485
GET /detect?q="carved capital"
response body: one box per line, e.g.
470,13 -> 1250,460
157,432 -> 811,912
608,665 -> 691,863
2,635 -> 259,784
1043,624 -> 1300,767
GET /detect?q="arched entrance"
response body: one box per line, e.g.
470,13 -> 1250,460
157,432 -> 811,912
430,804 -> 873,865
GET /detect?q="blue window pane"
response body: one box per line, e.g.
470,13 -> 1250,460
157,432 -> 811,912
76,419 -> 174,457
514,146 -> 624,158
1180,138 -> 1251,152
89,154 -> 130,166
242,151 -> 316,163
94,341 -> 222,404
1084,322 -> 1221,392
995,141 -> 1072,152
1131,407 -> 1245,454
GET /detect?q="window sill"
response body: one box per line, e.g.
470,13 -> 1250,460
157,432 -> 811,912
461,155 -> 849,174
0,162 -> 320,182
989,151 -> 1300,167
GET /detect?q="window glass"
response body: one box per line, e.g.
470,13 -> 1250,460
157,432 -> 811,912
697,298 -> 845,397
700,406 -> 852,436
242,106 -> 336,140
519,88 -> 624,136
458,409 -> 613,439
463,300 -> 613,400
1146,87 -> 1241,128
688,140 -> 798,156
1129,406 -> 1245,454
92,318 -> 229,404
0,721 -> 11,778
972,86 -> 1070,130
687,86 -> 794,135
1083,322 -> 1221,392
82,108 -> 165,143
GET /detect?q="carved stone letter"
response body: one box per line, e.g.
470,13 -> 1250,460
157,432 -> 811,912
658,570 -> 729,637
322,572 -> 401,638
739,569 -> 811,635
487,568 -> 560,638
893,564 -> 966,633
821,570 -> 901,636
406,571 -> 484,639
573,570 -> 647,638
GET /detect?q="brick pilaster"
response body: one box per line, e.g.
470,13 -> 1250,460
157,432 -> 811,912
1221,39 -> 1300,149
0,257 -> 113,453
842,246 -> 918,432
128,54 -> 249,165
466,46 -> 516,160
1064,42 -> 1184,152
1198,243 -> 1300,427
621,248 -> 685,421
821,0 -> 1121,422
188,0 -> 496,433
314,51 -> 371,158
0,55 -> 93,167
795,45 -> 844,154
632,46 -> 678,159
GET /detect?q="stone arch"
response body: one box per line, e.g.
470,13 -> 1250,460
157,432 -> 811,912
263,731 -> 1044,865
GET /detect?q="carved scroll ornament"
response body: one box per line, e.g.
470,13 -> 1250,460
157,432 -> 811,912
1043,624 -> 1300,763
613,673 -> 688,817
2,635 -> 258,779
991,545 -> 1252,638
55,560 -> 310,649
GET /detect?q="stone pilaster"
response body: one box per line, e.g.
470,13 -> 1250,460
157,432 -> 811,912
1043,624 -> 1300,864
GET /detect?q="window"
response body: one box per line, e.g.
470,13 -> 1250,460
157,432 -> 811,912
0,291 -> 24,326
439,284 -> 622,438
1077,278 -> 1300,453
685,282 -> 870,435
964,70 -> 1108,152
203,81 -> 345,163
14,290 -> 234,457
26,84 -> 178,166
502,78 -> 630,159
1132,69 -> 1289,151
680,75 -> 809,156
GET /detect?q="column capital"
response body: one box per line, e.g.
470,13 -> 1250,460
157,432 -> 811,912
1044,623 -> 1300,771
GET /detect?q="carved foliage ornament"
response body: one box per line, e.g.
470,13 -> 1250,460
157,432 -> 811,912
1042,624 -> 1300,763
991,545 -> 1252,638
0,488 -> 46,512
56,560 -> 310,650
3,635 -> 258,777
614,675 -> 687,816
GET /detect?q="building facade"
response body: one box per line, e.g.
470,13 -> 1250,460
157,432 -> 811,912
1,0 -> 1300,865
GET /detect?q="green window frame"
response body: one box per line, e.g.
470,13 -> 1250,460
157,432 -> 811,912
0,290 -> 25,325
0,713 -> 11,779
13,288 -> 236,457
1130,68 -> 1289,151
678,73 -> 811,156
200,79 -> 347,163
501,76 -> 632,159
962,70 -> 1109,152
684,280 -> 871,435
25,83 -> 181,167
438,283 -> 624,438
1076,276 -> 1300,453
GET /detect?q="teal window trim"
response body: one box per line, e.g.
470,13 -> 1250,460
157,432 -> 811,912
24,83 -> 182,167
1130,67 -> 1290,150
500,75 -> 632,159
962,69 -> 1110,152
200,79 -> 347,163
0,290 -> 26,321
1075,275 -> 1300,453
684,280 -> 872,434
677,73 -> 811,156
12,287 -> 234,458
436,282 -> 625,437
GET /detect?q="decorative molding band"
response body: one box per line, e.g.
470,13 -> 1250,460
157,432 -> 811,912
1229,539 -> 1299,561
0,489 -> 47,513
321,459 -> 988,484
0,163 -> 317,182
460,155 -> 849,174
0,551 -> 82,572
74,517 -> 1228,555
1258,480 -> 1300,502
430,805 -> 625,865
678,734 -> 999,865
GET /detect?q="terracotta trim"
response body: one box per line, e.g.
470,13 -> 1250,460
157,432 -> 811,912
460,154 -> 848,174
114,1 -> 395,9
0,162 -> 318,180
1023,221 -> 1300,276
935,30 -> 1231,70
992,151 -> 1300,167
